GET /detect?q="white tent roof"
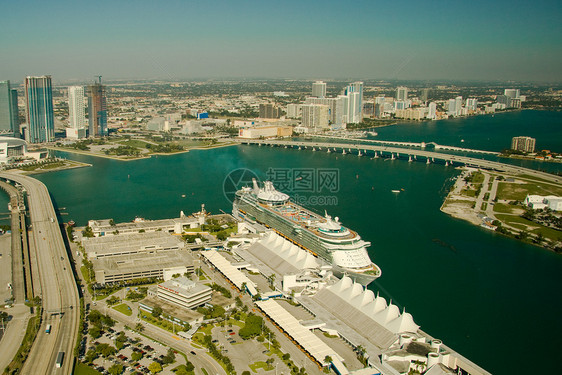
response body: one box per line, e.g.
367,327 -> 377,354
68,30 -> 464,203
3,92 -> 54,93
202,250 -> 258,296
256,299 -> 347,374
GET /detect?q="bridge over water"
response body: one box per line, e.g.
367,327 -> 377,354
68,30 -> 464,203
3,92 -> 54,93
236,139 -> 560,184
307,134 -> 497,155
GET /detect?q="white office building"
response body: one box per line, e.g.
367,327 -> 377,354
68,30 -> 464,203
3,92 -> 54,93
155,277 -> 212,309
312,81 -> 327,98
67,86 -> 86,139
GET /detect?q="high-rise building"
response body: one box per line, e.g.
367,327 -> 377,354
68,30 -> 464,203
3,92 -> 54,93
396,86 -> 408,101
68,86 -> 86,129
466,98 -> 478,111
344,82 -> 363,124
427,102 -> 437,119
511,136 -> 535,153
24,76 -> 55,143
88,80 -> 108,137
259,103 -> 281,119
286,104 -> 302,119
312,81 -> 327,98
301,104 -> 329,130
11,89 -> 19,136
504,89 -> 520,99
0,81 -> 19,136
420,88 -> 430,102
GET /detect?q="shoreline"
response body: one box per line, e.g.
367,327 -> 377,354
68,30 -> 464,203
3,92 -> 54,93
440,166 -> 562,253
48,141 -> 237,161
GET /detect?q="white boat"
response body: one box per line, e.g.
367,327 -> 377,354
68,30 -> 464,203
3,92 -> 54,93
391,190 -> 401,193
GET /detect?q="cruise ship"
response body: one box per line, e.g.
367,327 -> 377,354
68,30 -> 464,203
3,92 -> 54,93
233,179 -> 381,285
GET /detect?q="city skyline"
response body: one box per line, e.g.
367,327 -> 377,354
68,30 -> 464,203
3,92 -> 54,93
0,0 -> 561,83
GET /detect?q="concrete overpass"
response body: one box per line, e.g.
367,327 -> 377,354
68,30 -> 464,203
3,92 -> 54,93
0,172 -> 80,375
236,139 -> 561,184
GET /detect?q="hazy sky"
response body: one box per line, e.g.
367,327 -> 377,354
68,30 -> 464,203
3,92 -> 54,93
1,0 -> 561,83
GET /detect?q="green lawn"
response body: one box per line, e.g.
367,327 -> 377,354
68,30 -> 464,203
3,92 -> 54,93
460,189 -> 478,197
493,203 -> 517,214
495,214 -> 539,229
74,362 -> 102,375
118,139 -> 152,148
472,172 -> 485,184
481,202 -> 487,211
113,303 -> 133,316
496,182 -> 562,201
531,226 -> 562,242
249,361 -> 273,372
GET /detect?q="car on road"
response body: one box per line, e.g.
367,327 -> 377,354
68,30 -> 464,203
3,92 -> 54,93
190,351 -> 196,355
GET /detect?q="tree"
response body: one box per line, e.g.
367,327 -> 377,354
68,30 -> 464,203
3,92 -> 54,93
89,326 -> 101,339
324,355 -> 333,364
152,305 -> 163,318
131,351 -> 143,361
108,363 -> 123,375
282,353 -> 291,361
135,322 -> 144,332
148,361 -> 163,374
115,340 -> 124,350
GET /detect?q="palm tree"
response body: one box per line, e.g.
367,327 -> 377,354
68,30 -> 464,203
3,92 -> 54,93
135,323 -> 144,332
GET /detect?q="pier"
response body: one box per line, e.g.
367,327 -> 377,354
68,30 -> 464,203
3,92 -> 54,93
236,139 -> 561,184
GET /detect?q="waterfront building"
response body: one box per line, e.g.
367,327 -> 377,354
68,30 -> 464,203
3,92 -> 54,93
24,76 -> 55,143
259,103 -> 281,119
301,104 -> 330,130
0,80 -> 19,136
396,86 -> 408,101
82,231 -> 186,260
87,80 -> 108,137
427,102 -> 437,119
91,250 -> 194,284
466,98 -> 478,111
511,136 -> 535,153
312,81 -> 327,98
304,97 -> 346,127
67,86 -> 86,139
238,125 -> 292,139
395,107 -> 427,120
343,82 -> 363,124
153,277 -> 212,310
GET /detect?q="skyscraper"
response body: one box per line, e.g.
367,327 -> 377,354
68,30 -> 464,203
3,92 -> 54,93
259,103 -> 281,119
344,82 -> 363,124
312,81 -> 327,98
396,86 -> 408,101
11,89 -> 19,136
88,79 -> 108,137
511,136 -> 535,153
67,86 -> 86,139
0,80 -> 19,136
25,76 -> 55,143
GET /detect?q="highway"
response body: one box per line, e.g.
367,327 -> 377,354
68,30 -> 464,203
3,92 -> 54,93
0,172 -> 80,375
237,139 -> 561,184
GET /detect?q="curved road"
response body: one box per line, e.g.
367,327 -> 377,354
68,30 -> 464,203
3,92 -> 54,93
0,172 -> 79,375
238,139 -> 561,184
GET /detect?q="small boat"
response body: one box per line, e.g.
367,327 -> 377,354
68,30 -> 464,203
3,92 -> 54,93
391,190 -> 401,193
181,194 -> 186,198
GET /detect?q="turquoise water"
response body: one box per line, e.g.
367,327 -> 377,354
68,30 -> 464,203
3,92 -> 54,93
2,110 -> 561,374
377,109 -> 562,153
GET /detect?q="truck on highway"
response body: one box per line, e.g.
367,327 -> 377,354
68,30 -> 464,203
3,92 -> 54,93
45,324 -> 51,334
55,351 -> 64,368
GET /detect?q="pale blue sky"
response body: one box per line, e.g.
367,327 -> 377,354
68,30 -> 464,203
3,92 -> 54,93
1,0 -> 561,82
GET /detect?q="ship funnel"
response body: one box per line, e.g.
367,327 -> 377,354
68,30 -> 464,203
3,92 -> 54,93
252,178 -> 260,194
